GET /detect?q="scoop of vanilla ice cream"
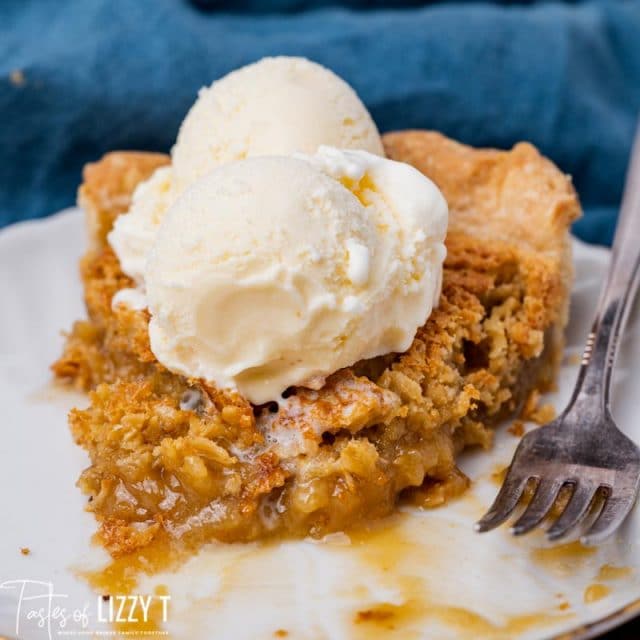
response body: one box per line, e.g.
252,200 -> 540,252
171,56 -> 384,191
108,166 -> 175,285
145,149 -> 447,404
109,57 -> 383,286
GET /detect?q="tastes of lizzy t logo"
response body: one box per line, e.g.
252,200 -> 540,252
0,579 -> 170,639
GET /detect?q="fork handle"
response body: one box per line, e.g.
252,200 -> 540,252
568,123 -> 640,417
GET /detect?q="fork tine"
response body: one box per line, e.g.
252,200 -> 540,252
547,481 -> 599,541
582,490 -> 638,545
475,470 -> 529,533
511,478 -> 564,536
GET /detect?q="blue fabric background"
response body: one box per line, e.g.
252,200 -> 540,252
1,0 -> 639,244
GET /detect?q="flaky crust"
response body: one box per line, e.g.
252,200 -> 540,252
54,132 -> 581,555
79,151 -> 169,249
383,131 -> 579,252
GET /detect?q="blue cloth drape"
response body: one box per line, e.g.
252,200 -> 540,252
2,0 -> 639,244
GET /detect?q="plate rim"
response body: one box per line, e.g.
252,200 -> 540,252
550,597 -> 640,640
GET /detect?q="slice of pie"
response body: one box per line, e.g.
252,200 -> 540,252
53,131 -> 580,557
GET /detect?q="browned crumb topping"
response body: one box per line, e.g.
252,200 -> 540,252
520,388 -> 557,425
508,421 -> 526,437
52,131 -> 580,557
527,403 -> 557,426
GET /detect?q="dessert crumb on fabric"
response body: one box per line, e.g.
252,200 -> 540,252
10,69 -> 26,86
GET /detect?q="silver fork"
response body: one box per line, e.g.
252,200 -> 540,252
476,123 -> 640,545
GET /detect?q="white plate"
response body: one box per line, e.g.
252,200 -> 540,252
1,209 -> 640,640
